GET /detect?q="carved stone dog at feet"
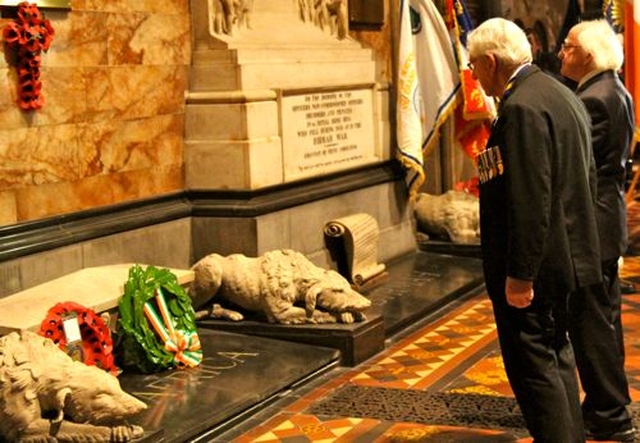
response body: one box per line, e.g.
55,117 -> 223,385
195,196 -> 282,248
189,249 -> 371,324
414,190 -> 480,244
0,330 -> 146,443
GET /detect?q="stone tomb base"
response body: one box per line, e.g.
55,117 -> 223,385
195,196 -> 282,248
119,329 -> 340,443
195,251 -> 484,368
198,313 -> 385,367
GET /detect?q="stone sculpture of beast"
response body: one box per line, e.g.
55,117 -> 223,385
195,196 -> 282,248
189,249 -> 371,324
0,330 -> 146,443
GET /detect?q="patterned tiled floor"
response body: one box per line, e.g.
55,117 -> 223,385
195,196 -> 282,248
218,257 -> 640,443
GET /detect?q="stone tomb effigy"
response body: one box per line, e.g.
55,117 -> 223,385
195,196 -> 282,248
0,264 -> 340,442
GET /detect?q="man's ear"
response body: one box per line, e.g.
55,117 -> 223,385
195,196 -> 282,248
486,53 -> 498,71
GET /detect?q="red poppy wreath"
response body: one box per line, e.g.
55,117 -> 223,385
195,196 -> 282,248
39,301 -> 119,375
2,2 -> 54,111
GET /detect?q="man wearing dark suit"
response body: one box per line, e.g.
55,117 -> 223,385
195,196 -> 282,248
559,19 -> 635,442
468,18 -> 602,442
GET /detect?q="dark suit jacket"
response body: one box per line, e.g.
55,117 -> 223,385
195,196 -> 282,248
479,65 -> 602,299
576,70 -> 635,261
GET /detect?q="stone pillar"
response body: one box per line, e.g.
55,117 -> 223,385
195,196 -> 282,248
185,0 -> 384,190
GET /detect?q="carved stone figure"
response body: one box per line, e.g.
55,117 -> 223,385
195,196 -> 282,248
325,0 -> 348,39
0,330 -> 146,443
414,190 -> 480,244
210,0 -> 253,35
297,0 -> 348,39
189,249 -> 371,324
234,0 -> 253,30
298,0 -> 314,22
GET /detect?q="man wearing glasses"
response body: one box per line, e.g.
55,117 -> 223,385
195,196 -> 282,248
559,19 -> 635,442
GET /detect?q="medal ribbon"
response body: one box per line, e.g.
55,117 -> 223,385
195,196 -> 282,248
143,288 -> 203,367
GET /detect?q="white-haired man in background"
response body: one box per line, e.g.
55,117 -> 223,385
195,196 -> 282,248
559,19 -> 636,442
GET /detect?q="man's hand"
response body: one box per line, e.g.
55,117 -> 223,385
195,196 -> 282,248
506,277 -> 534,308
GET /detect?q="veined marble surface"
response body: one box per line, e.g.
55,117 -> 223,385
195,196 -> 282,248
0,0 -> 190,226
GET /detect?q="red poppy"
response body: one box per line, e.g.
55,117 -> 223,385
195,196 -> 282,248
25,4 -> 43,25
19,54 -> 41,70
2,22 -> 21,46
24,39 -> 42,54
16,2 -> 42,26
17,66 -> 38,82
19,23 -> 37,46
40,23 -> 54,51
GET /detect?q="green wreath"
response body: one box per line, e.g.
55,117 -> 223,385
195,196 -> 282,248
116,265 -> 202,373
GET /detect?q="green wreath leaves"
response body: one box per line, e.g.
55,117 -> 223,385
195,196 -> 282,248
116,265 -> 200,373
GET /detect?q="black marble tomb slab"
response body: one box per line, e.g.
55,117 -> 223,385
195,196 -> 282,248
198,313 -> 385,367
364,251 -> 485,336
119,329 -> 340,443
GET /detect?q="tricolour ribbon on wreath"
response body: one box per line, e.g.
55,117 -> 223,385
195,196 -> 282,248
143,288 -> 202,368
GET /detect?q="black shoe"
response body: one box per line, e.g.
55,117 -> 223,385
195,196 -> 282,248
585,427 -> 636,442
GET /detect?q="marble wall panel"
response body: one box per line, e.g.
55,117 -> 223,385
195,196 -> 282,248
0,67 -> 87,130
85,114 -> 185,174
0,0 -> 189,225
110,65 -> 188,120
0,124 -> 89,189
83,0 -> 189,14
107,12 -> 190,66
44,11 -> 110,68
0,191 -> 17,226
14,165 -> 183,220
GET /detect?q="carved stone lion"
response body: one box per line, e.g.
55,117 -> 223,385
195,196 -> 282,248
189,249 -> 371,325
414,190 -> 480,244
0,330 -> 146,443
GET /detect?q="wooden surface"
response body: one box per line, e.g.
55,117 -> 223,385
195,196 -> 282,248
0,264 -> 194,336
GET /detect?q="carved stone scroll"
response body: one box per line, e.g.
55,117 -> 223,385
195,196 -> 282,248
324,213 -> 386,288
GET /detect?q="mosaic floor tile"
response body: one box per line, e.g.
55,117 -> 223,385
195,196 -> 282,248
225,257 -> 640,442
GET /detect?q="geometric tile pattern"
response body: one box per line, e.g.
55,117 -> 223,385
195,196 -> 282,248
227,259 -> 640,443
349,298 -> 497,390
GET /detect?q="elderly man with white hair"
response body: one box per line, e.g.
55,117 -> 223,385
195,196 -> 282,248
468,18 -> 602,442
559,19 -> 636,442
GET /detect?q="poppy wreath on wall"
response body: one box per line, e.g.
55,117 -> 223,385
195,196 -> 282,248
2,2 -> 54,111
38,301 -> 119,375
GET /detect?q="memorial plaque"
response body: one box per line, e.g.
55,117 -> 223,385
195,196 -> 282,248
281,86 -> 379,182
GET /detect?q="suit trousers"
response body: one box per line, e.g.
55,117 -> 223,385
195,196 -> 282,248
490,290 -> 584,443
568,258 -> 632,432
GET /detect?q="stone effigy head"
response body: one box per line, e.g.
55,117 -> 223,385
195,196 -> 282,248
0,330 -> 146,442
308,269 -> 371,320
54,364 -> 147,425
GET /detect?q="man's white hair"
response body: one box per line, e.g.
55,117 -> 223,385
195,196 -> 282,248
572,19 -> 624,71
468,18 -> 532,67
